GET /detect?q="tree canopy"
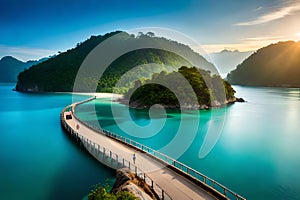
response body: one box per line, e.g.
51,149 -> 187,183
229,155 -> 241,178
126,66 -> 235,109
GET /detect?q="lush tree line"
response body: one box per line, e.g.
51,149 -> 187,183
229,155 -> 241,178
126,66 -> 235,109
16,31 -> 121,92
88,181 -> 137,200
227,41 -> 300,87
16,31 -> 215,93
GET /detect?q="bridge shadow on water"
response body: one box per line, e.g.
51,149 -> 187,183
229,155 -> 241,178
46,126 -> 115,200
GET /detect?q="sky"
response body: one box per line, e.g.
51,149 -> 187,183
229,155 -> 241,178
1,0 -> 300,61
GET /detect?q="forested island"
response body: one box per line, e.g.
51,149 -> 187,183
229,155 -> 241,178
227,41 -> 300,88
124,66 -> 238,109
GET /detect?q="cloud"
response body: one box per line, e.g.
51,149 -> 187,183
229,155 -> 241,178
242,36 -> 285,41
234,2 -> 300,26
0,45 -> 57,61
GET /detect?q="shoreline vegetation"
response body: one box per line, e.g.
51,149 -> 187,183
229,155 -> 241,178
13,69 -> 245,110
12,30 -> 245,110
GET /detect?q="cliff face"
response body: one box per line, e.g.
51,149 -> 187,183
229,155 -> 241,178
112,168 -> 158,200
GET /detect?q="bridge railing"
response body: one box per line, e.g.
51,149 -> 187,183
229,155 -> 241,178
61,108 -> 172,200
71,97 -> 246,200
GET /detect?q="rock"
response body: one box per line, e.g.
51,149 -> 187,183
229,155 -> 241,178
200,104 -> 209,110
112,168 -> 158,200
119,182 -> 153,200
236,97 -> 246,102
210,100 -> 222,107
113,168 -> 133,189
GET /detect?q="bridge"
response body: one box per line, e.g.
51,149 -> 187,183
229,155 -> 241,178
60,96 -> 246,200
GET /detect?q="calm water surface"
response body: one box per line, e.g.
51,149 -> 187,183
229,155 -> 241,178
76,86 -> 300,200
0,84 -> 115,200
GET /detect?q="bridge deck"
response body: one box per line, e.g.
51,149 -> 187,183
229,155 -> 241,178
64,106 -> 217,200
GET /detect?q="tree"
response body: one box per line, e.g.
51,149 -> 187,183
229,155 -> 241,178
137,32 -> 143,37
146,32 -> 155,37
88,181 -> 137,200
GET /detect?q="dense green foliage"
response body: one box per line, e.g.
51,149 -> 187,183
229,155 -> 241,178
127,66 -> 235,108
227,41 -> 300,87
0,56 -> 46,83
88,181 -> 137,200
16,31 -> 121,92
16,31 -> 215,93
98,48 -> 192,93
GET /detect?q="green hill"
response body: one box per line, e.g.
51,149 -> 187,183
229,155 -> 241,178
16,31 -> 216,93
0,56 -> 47,83
227,41 -> 300,87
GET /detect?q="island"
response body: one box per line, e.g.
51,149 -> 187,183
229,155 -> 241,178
124,66 -> 241,110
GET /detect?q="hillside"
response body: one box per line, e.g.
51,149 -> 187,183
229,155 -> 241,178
125,66 -> 236,109
227,41 -> 300,87
209,49 -> 253,77
0,56 -> 47,83
16,31 -> 216,93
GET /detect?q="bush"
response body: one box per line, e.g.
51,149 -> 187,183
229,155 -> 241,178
88,180 -> 137,200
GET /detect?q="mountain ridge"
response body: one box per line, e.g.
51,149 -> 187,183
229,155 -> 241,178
209,49 -> 253,77
0,56 -> 48,83
227,41 -> 300,88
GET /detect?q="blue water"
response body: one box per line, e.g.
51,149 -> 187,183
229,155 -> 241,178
76,86 -> 300,200
0,84 -> 115,200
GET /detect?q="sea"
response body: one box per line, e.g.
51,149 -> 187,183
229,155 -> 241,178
1,83 -> 300,199
0,83 -> 115,200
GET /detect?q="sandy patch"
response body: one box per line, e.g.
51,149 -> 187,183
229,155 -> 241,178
71,92 -> 123,100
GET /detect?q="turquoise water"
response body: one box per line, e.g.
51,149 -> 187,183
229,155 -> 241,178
76,86 -> 300,200
0,84 -> 115,200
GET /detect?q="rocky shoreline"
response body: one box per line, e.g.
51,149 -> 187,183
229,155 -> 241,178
118,97 -> 245,110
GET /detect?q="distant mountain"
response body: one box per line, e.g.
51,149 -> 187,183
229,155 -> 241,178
209,49 -> 253,77
0,56 -> 48,83
227,41 -> 300,87
16,31 -> 216,93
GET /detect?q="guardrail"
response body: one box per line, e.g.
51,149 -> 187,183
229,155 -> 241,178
70,96 -> 246,200
61,106 -> 172,200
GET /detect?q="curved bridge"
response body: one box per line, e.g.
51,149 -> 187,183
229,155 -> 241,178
60,96 -> 245,200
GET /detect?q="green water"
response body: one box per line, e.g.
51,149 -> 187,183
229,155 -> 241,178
76,86 -> 300,200
0,84 -> 115,200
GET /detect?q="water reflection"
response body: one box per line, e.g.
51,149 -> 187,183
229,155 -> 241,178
77,85 -> 300,200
